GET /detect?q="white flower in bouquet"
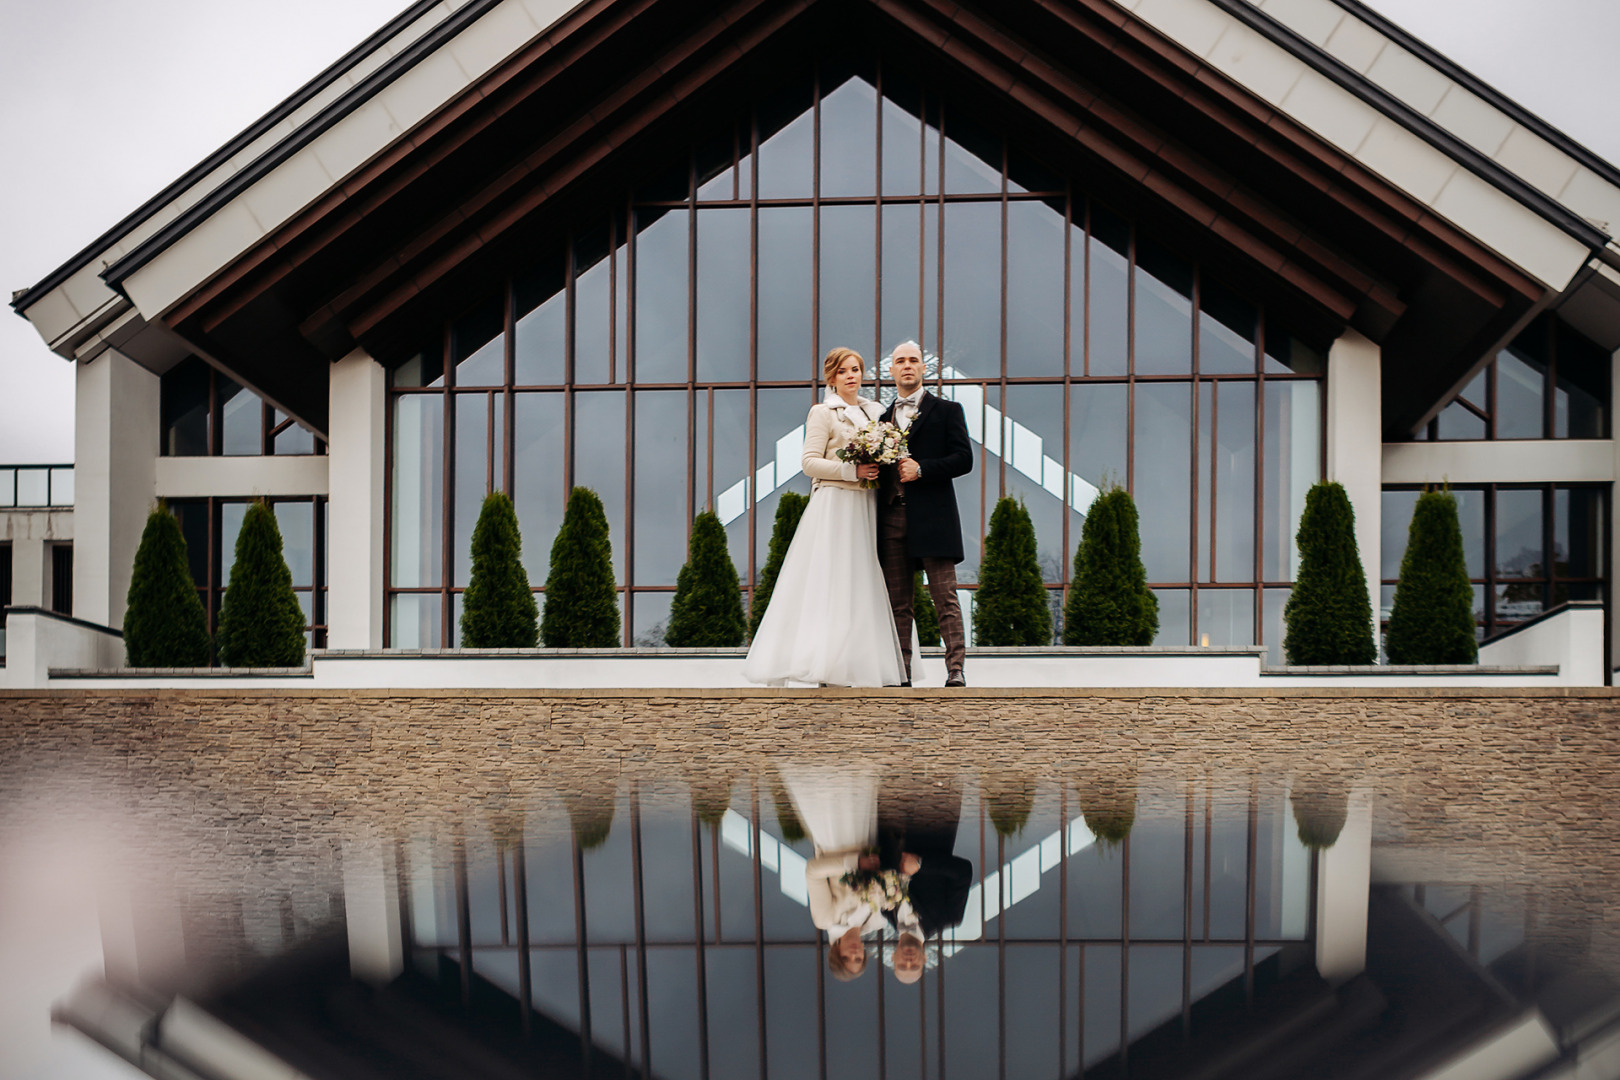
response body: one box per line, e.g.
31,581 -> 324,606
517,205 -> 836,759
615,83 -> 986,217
836,420 -> 909,489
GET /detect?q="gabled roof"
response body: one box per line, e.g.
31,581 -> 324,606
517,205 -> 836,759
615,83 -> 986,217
14,0 -> 1620,439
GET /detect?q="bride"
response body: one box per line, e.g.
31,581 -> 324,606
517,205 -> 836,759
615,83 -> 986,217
743,347 -> 907,688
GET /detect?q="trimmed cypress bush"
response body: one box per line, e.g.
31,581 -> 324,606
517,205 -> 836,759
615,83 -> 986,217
1283,482 -> 1376,665
914,572 -> 941,647
1290,783 -> 1350,851
1385,489 -> 1478,664
690,772 -> 737,827
460,492 -> 539,648
749,492 -> 808,639
666,511 -> 746,647
771,773 -> 807,844
540,487 -> 621,648
123,503 -> 212,667
974,497 -> 1052,646
216,501 -> 306,668
1063,485 -> 1158,646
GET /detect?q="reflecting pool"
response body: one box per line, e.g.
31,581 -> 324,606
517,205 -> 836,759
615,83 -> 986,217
3,694 -> 1619,1079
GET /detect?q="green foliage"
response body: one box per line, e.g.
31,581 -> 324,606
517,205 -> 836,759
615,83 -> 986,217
771,774 -> 807,844
1385,489 -> 1478,664
914,572 -> 941,648
985,775 -> 1035,839
1079,779 -> 1137,848
690,773 -> 737,827
460,492 -> 539,648
1283,482 -> 1376,665
216,501 -> 306,668
1063,485 -> 1158,646
666,511 -> 746,647
567,791 -> 616,851
974,497 -> 1052,646
749,493 -> 808,640
122,503 -> 212,668
540,487 -> 621,648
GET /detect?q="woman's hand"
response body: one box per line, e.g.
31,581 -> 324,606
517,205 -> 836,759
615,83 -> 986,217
900,853 -> 921,875
858,854 -> 881,871
856,463 -> 881,481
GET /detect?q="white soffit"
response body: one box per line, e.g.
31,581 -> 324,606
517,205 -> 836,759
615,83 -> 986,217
1113,0 -> 1606,292
120,0 -> 577,321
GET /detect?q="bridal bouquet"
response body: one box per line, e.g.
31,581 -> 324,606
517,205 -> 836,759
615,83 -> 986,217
836,420 -> 908,489
840,868 -> 911,915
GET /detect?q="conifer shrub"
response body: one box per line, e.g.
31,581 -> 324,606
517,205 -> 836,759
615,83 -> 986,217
123,503 -> 212,668
540,487 -> 621,648
689,772 -> 737,828
1283,482 -> 1376,665
666,511 -> 746,647
770,773 -> 807,844
749,492 -> 808,639
216,501 -> 306,668
974,497 -> 1052,646
1063,484 -> 1158,646
460,492 -> 539,648
1385,489 -> 1478,664
914,572 -> 941,647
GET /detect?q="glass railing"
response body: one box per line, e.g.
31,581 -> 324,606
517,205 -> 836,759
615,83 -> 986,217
0,465 -> 73,507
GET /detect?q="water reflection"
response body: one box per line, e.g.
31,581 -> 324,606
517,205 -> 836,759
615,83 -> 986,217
11,759 -> 1620,1080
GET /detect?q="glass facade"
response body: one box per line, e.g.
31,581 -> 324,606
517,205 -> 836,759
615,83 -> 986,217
1381,484 -> 1606,639
385,62 -> 1327,647
1420,315 -> 1609,442
167,497 -> 329,650
161,355 -> 325,457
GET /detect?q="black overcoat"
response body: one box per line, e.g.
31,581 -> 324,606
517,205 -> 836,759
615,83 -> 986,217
880,391 -> 973,563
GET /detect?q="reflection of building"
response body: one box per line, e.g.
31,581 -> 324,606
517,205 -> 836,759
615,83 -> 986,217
54,782 -> 1620,1079
8,0 -> 1619,664
0,465 -> 75,660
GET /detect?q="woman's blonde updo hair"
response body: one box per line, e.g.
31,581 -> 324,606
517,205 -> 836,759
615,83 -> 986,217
823,346 -> 865,387
828,941 -> 868,981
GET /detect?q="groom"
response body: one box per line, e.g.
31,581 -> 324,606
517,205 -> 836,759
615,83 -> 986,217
878,341 -> 972,687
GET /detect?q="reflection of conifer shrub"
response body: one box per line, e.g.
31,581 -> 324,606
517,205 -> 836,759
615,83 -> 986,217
460,492 -> 539,648
1079,779 -> 1137,848
123,503 -> 212,667
666,511 -> 746,647
690,774 -> 737,827
567,791 -> 617,851
771,774 -> 806,844
985,775 -> 1035,838
1290,785 -> 1350,851
913,572 -> 942,647
1064,485 -> 1158,646
975,498 -> 1051,646
1385,489 -> 1478,664
750,493 -> 808,640
541,488 -> 620,648
1284,482 -> 1376,665
216,501 -> 306,668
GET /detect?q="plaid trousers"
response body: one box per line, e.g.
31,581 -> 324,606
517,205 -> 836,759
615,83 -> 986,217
879,497 -> 966,681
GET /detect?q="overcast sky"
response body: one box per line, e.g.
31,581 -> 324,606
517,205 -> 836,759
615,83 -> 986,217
1,0 -> 1617,465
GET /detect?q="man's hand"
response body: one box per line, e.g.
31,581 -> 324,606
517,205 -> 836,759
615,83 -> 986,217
900,853 -> 921,875
898,457 -> 921,483
857,854 -> 881,871
856,463 -> 881,481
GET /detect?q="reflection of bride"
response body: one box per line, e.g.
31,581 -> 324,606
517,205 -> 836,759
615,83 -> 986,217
779,765 -> 914,981
742,348 -> 906,688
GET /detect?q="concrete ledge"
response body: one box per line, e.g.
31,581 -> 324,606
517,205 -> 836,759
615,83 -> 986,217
51,666 -> 310,679
4,685 -> 1617,699
1265,665 -> 1558,676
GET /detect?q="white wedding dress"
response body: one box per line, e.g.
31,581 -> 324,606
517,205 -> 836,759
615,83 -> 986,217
743,397 -> 906,688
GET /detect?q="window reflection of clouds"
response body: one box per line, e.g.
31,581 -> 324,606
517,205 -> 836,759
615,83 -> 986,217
818,75 -> 876,198
1006,199 -> 1065,378
634,209 -> 689,384
819,205 -> 876,363
574,390 -> 627,583
757,207 -> 813,382
634,390 -> 688,588
944,200 -> 1000,378
1134,382 -> 1192,582
697,208 -> 751,383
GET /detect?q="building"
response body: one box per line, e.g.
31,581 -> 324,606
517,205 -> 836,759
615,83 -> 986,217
9,0 -> 1620,670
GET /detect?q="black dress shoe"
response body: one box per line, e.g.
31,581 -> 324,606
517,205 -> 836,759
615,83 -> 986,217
945,670 -> 966,687
899,681 -> 912,688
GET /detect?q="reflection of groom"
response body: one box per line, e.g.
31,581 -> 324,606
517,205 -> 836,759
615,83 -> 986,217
878,783 -> 973,941
879,341 -> 973,687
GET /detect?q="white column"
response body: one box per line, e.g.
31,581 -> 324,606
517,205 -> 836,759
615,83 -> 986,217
1314,789 -> 1372,984
73,352 -> 158,628
342,837 -> 404,984
1327,330 -> 1383,624
327,349 -> 388,649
